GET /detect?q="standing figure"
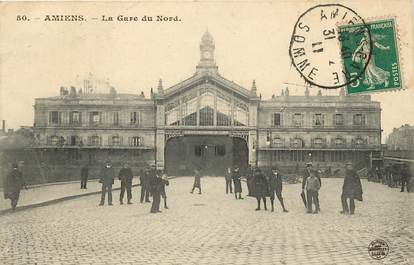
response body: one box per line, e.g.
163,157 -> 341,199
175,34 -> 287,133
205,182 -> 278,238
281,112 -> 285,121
80,165 -> 89,189
268,168 -> 288,212
340,162 -> 363,215
3,164 -> 27,210
301,162 -> 313,208
150,170 -> 162,213
99,160 -> 115,206
118,163 -> 133,205
305,171 -> 321,214
251,168 -> 268,211
246,165 -> 253,196
400,164 -> 410,192
232,167 -> 243,200
190,169 -> 202,194
225,167 -> 233,194
160,171 -> 170,209
140,167 -> 151,203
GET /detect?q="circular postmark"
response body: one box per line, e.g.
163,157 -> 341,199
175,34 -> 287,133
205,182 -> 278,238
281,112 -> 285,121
368,239 -> 389,260
289,4 -> 372,89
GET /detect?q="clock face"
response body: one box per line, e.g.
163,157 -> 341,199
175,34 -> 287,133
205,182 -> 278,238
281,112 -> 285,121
203,51 -> 211,59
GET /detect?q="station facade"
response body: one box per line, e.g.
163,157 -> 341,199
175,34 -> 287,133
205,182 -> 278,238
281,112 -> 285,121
33,31 -> 382,176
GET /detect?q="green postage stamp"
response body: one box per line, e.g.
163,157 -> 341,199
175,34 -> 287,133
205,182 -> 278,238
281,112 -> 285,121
339,18 -> 401,94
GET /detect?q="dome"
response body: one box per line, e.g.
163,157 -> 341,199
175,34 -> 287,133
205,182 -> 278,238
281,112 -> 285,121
201,30 -> 214,45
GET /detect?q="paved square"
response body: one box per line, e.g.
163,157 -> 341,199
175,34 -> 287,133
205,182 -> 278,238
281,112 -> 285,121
0,178 -> 413,264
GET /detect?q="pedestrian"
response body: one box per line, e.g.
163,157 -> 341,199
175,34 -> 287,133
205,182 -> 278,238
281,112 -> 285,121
80,165 -> 89,189
190,168 -> 202,194
400,163 -> 410,192
301,162 -> 313,209
150,170 -> 162,213
118,163 -> 133,205
305,171 -> 321,214
140,167 -> 151,203
232,166 -> 243,200
225,167 -> 233,194
160,170 -> 169,209
314,169 -> 322,212
246,164 -> 253,196
268,168 -> 288,212
251,167 -> 268,211
99,160 -> 115,206
340,162 -> 363,215
3,163 -> 27,210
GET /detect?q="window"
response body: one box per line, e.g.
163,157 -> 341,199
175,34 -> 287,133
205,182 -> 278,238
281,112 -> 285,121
313,114 -> 324,127
354,137 -> 366,146
199,106 -> 214,126
49,135 -> 60,145
272,150 -> 284,161
330,151 -> 346,162
334,114 -> 344,126
291,138 -> 303,148
215,145 -> 226,156
130,112 -> 140,125
333,138 -> 345,146
293,113 -> 303,127
272,137 -> 284,148
313,151 -> 326,162
312,138 -> 325,147
131,136 -> 142,147
70,111 -> 81,124
272,113 -> 281,127
90,136 -> 101,146
90,112 -> 101,125
70,136 -> 77,146
290,150 -> 306,161
112,136 -> 120,146
353,114 -> 365,126
49,111 -> 61,124
113,112 -> 119,126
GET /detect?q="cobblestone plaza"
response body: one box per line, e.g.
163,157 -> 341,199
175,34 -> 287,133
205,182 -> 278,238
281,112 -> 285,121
0,178 -> 412,265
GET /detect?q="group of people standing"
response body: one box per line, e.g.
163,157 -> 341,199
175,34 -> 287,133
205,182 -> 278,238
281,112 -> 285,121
368,163 -> 412,193
94,161 -> 169,214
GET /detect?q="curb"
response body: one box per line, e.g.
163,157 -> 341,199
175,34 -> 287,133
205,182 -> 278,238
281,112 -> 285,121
0,176 -> 182,216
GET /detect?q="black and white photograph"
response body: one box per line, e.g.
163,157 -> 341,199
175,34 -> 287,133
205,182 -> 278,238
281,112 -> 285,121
0,1 -> 413,264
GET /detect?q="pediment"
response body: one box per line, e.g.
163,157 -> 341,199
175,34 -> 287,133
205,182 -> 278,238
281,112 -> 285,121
155,72 -> 255,102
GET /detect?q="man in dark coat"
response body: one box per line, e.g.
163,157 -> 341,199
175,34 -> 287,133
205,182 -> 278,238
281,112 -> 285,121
140,167 -> 151,203
268,168 -> 288,212
340,162 -> 363,215
99,160 -> 115,206
400,163 -> 411,192
160,170 -> 170,209
150,170 -> 162,213
80,165 -> 89,189
232,166 -> 243,200
250,168 -> 268,211
225,167 -> 233,194
190,169 -> 202,194
246,165 -> 253,196
4,164 -> 27,210
118,163 -> 133,204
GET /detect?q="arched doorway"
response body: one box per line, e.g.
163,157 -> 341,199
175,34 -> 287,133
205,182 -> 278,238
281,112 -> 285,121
165,135 -> 248,176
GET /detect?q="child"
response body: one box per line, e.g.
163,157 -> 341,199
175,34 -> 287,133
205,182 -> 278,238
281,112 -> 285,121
306,172 -> 321,214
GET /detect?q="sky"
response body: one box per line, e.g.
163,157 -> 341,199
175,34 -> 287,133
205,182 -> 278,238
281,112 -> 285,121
0,0 -> 413,141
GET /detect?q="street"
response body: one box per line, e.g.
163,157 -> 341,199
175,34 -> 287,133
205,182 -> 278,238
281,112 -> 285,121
0,177 -> 413,265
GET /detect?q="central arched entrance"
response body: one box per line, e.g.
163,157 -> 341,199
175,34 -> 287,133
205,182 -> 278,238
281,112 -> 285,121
165,135 -> 248,176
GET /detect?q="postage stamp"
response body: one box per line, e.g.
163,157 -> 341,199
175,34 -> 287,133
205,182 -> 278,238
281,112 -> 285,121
339,18 -> 402,94
289,4 -> 372,89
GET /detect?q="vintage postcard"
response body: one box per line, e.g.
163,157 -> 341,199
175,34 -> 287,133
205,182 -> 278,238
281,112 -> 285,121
0,1 -> 413,264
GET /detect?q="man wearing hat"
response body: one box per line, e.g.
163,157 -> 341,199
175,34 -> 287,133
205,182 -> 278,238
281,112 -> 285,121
268,167 -> 288,212
232,166 -> 243,200
140,166 -> 151,203
301,162 -> 321,209
3,163 -> 27,210
99,160 -> 115,206
340,161 -> 363,215
118,162 -> 133,205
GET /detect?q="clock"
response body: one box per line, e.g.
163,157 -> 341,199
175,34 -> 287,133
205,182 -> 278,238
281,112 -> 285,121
203,51 -> 211,59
